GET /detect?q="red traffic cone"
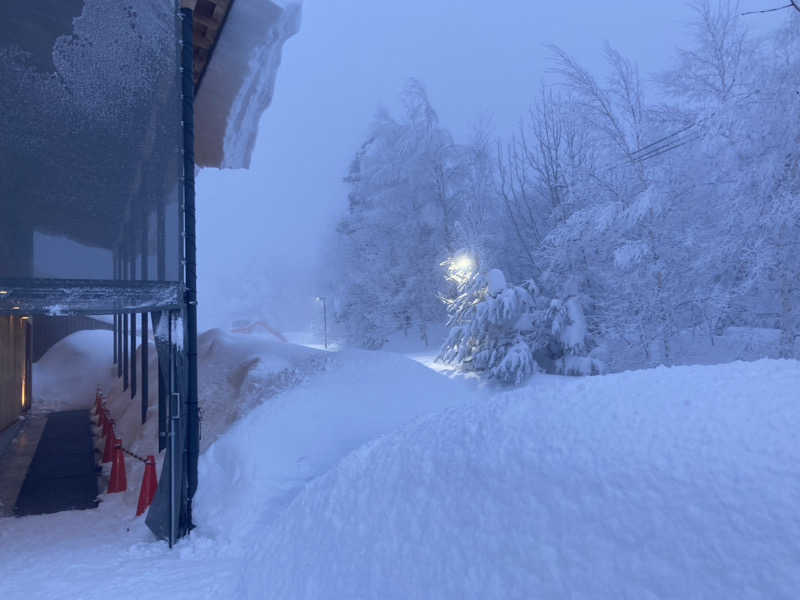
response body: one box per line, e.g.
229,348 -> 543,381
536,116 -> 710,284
102,414 -> 112,441
136,456 -> 158,516
102,429 -> 116,463
108,439 -> 127,493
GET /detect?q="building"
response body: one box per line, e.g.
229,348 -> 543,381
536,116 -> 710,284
0,0 -> 299,544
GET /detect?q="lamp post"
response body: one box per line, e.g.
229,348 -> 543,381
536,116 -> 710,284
316,296 -> 328,350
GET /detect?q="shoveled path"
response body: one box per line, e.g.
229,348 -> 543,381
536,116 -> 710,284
14,409 -> 98,515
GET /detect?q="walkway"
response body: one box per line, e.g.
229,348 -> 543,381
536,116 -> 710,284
14,409 -> 98,516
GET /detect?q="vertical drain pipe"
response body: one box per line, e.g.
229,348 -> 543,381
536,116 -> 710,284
168,312 -> 175,547
180,5 -> 200,535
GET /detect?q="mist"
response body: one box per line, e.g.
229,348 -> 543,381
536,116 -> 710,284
196,0 -> 780,333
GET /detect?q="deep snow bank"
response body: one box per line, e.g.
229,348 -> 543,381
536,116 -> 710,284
33,330 -> 115,411
194,349 -> 485,543
197,329 -> 326,451
0,331 -> 329,600
239,360 -> 800,599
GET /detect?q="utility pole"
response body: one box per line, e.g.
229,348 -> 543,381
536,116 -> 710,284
317,296 -> 328,350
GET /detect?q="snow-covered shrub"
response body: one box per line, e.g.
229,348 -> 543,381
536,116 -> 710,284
438,262 -> 540,385
439,260 -> 605,383
549,296 -> 606,375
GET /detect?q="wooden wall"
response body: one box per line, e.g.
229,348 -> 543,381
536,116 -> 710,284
0,316 -> 30,432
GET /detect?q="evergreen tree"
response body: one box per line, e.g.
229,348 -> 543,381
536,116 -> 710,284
439,261 -> 540,385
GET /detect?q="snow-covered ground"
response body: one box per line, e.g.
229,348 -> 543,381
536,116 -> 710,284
240,360 -> 800,599
1,331 -> 798,599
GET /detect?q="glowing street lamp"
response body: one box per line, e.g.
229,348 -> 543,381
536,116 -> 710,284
453,255 -> 475,274
315,296 -> 328,350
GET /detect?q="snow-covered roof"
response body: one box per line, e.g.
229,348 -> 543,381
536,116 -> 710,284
190,0 -> 302,168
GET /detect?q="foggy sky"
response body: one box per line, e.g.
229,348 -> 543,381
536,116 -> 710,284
197,0 -> 778,330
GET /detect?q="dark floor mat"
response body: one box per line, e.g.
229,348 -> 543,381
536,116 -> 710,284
14,410 -> 99,515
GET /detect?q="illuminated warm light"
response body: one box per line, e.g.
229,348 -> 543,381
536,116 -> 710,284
11,306 -> 20,310
453,255 -> 475,273
0,290 -> 8,295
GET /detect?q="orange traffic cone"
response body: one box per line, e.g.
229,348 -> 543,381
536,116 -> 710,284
136,456 -> 158,516
102,413 -> 112,441
108,439 -> 127,493
102,428 -> 116,463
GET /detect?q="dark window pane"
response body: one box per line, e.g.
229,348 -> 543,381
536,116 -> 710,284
0,1 -> 182,290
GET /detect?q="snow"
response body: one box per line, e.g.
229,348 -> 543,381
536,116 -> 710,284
609,326 -> 799,372
194,347 -> 483,542
555,296 -> 588,351
486,268 -> 506,295
220,1 -> 303,168
33,330 -> 116,411
196,328 -> 327,451
240,360 -> 800,599
2,332 -> 799,599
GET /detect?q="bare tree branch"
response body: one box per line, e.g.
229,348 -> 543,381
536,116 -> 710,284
741,1 -> 800,16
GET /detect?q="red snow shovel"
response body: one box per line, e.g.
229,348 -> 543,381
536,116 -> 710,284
136,456 -> 158,516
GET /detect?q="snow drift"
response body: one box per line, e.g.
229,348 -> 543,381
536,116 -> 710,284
33,330 -> 116,411
237,360 -> 800,599
194,348 -> 484,543
6,334 -> 799,600
197,328 -> 325,451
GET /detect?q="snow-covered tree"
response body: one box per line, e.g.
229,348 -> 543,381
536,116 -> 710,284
659,0 -> 753,105
438,259 -> 605,383
334,80 -> 474,348
333,6 -> 800,369
439,262 -> 539,385
549,295 -> 606,375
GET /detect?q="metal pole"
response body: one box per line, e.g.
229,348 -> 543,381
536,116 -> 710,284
117,251 -> 123,378
123,315 -> 129,390
141,313 -> 148,422
141,207 -> 149,423
157,202 -> 166,282
181,6 -> 199,533
130,234 -> 137,399
122,245 -> 129,389
117,310 -> 123,378
168,311 -> 175,548
130,312 -> 137,399
323,297 -> 328,350
113,251 -> 117,365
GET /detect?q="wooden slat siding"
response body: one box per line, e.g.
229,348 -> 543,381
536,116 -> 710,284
184,0 -> 235,88
193,29 -> 214,50
0,317 -> 27,431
